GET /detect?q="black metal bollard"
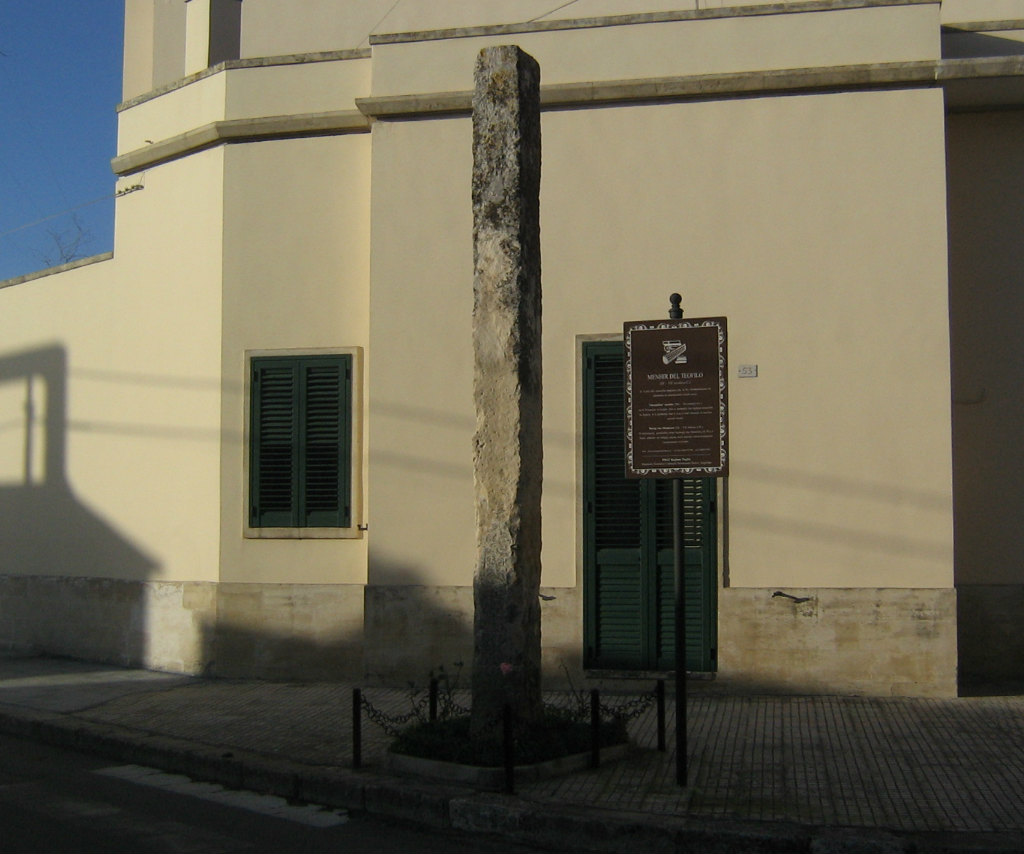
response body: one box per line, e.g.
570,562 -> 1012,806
503,704 -> 515,794
656,679 -> 666,752
590,689 -> 601,769
429,677 -> 438,722
352,688 -> 362,769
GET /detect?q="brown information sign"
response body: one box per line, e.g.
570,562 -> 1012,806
623,316 -> 728,478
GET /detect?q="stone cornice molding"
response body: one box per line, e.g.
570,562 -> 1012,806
358,57 -> 1024,119
111,110 -> 370,176
118,49 -> 370,112
112,55 -> 1024,175
941,19 -> 1024,32
0,252 -> 114,290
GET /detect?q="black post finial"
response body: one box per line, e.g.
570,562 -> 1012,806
669,293 -> 683,320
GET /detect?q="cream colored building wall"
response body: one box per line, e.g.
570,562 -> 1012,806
118,72 -> 228,153
239,0 -> 393,55
238,0 -> 946,61
219,134 -> 371,586
0,150 -> 226,587
222,60 -> 370,119
117,56 -> 369,162
123,0 -> 156,99
367,118 -> 476,588
124,0 -> 1024,119
374,0 -> 705,31
106,21 -> 376,673
237,0 -> 717,58
9,0 -> 969,685
123,0 -> 188,100
368,89 -> 952,596
612,89 -> 953,590
369,3 -> 939,98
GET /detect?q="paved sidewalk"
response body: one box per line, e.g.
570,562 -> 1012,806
1,653 -> 1023,853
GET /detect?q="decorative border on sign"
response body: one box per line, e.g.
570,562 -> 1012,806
624,317 -> 728,478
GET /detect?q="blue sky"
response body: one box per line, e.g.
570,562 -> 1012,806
0,1 -> 124,281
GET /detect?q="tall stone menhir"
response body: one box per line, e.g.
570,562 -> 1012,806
470,46 -> 543,736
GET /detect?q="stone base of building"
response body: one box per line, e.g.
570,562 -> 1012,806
362,584 -> 582,688
0,574 -> 208,672
0,575 -> 364,681
0,577 -> 974,696
717,587 -> 959,697
209,583 -> 364,680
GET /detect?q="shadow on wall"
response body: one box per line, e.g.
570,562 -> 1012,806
362,561 -> 475,687
179,567 -> 473,684
196,582 -> 368,682
947,111 -> 1024,690
162,563 -> 578,687
942,30 -> 1024,60
0,344 -> 160,663
362,559 -> 583,690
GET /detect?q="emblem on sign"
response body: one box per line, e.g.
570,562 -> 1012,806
662,341 -> 687,364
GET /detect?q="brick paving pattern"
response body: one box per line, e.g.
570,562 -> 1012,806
3,657 -> 1024,837
522,694 -> 1024,834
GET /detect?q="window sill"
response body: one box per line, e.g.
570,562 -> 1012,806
244,525 -> 364,540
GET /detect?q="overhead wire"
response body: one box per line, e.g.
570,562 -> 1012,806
4,0 -> 584,246
0,7 -> 125,277
526,1 -> 582,23
0,193 -> 117,240
357,0 -> 582,45
359,0 -> 403,48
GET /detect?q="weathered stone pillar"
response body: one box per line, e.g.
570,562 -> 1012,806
470,46 -> 543,735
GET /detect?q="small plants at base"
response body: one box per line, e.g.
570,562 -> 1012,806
365,663 -> 644,768
390,709 -> 628,768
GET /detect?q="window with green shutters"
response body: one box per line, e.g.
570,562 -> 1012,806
249,354 -> 352,529
582,340 -> 717,672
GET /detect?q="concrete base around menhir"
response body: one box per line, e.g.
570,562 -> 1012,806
387,742 -> 631,791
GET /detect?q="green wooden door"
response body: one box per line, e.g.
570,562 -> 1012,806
583,341 -> 717,672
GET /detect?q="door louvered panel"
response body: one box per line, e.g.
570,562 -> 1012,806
654,478 -> 716,671
655,545 -> 714,671
594,548 -> 644,665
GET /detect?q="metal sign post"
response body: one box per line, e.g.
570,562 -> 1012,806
668,295 -> 688,787
623,294 -> 728,787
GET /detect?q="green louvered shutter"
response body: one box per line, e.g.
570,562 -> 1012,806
250,355 -> 351,528
584,343 -> 644,667
252,362 -> 299,527
302,359 -> 351,527
583,341 -> 716,672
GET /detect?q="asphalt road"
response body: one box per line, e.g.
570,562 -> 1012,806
0,732 -> 548,853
